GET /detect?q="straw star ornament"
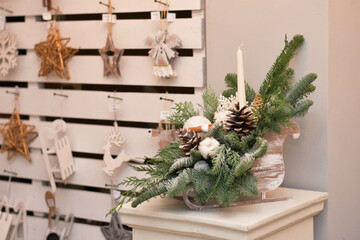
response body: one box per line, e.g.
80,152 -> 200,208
0,107 -> 38,162
34,23 -> 78,80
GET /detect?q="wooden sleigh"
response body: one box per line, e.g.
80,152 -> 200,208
182,121 -> 300,210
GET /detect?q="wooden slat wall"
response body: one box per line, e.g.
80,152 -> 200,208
0,54 -> 205,87
0,0 -> 205,239
8,0 -> 202,16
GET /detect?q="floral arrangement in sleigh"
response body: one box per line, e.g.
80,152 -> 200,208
111,35 -> 317,212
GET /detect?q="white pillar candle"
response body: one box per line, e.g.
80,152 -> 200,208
237,45 -> 246,108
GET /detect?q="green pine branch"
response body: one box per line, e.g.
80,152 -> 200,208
237,173 -> 259,197
215,178 -> 239,206
224,131 -> 242,152
168,102 -> 199,128
246,82 -> 257,104
239,134 -> 256,153
199,86 -> 218,122
131,181 -> 168,208
292,100 -> 314,118
169,157 -> 196,174
193,169 -> 215,203
234,138 -> 268,177
207,123 -> 227,144
166,169 -> 194,197
190,149 -> 202,161
222,73 -> 256,104
211,145 -> 228,175
286,73 -> 317,106
259,34 -> 304,97
222,73 -> 237,98
264,68 -> 294,97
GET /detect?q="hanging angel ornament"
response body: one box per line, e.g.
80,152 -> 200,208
145,0 -> 182,79
145,30 -> 181,78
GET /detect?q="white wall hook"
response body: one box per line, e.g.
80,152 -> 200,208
40,119 -> 76,193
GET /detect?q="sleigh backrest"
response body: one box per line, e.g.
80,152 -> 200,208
251,121 -> 300,193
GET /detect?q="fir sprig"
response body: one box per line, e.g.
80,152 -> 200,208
292,99 -> 314,118
222,73 -> 237,98
131,181 -> 168,207
199,86 -> 218,122
169,157 -> 196,174
166,169 -> 194,197
222,73 -> 256,104
259,35 -> 304,97
287,73 -> 317,106
254,35 -> 317,134
168,102 -> 199,128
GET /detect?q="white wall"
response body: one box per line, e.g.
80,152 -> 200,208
328,0 -> 360,239
206,1 -> 328,239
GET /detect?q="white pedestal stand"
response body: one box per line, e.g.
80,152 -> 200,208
119,188 -> 327,240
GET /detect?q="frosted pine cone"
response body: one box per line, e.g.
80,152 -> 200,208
225,102 -> 256,137
178,129 -> 201,156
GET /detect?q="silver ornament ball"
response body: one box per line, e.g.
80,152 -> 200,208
194,160 -> 210,171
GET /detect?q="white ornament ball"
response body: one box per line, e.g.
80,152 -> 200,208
198,137 -> 220,159
183,116 -> 211,130
194,160 -> 210,171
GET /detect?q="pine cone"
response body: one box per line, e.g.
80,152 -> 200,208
178,129 -> 201,156
250,93 -> 263,123
225,103 -> 256,137
251,93 -> 263,110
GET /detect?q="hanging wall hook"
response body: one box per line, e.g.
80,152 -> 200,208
53,92 -> 68,98
154,0 -> 169,7
99,1 -> 115,9
159,97 -> 174,102
6,90 -> 19,96
108,95 -> 123,101
3,169 -> 17,176
105,183 -> 118,188
0,6 -> 13,14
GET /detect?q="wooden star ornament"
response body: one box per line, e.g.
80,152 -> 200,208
99,34 -> 124,77
34,23 -> 78,80
0,107 -> 38,162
